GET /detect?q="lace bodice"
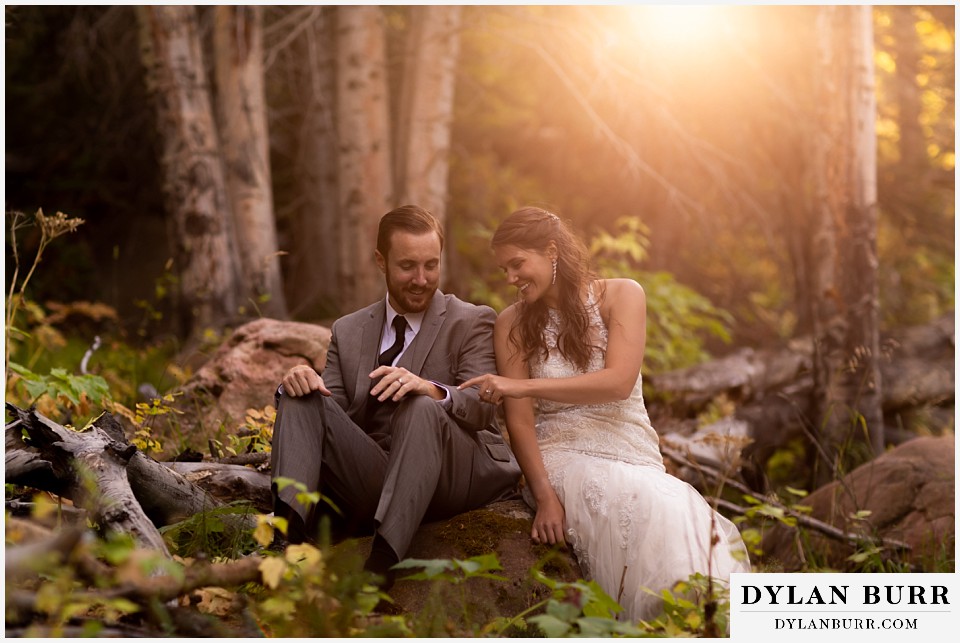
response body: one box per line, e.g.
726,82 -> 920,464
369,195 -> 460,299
528,292 -> 664,470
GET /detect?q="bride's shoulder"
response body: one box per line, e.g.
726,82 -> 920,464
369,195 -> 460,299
596,278 -> 645,302
496,302 -> 521,324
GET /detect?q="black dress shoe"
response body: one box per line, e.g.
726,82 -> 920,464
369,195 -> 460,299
364,534 -> 399,591
371,597 -> 404,616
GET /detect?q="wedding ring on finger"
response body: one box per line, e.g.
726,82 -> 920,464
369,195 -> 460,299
398,378 -> 404,385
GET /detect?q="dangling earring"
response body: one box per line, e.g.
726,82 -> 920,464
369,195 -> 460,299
551,258 -> 557,285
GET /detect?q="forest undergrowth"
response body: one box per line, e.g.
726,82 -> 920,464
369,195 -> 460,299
5,209 -> 952,637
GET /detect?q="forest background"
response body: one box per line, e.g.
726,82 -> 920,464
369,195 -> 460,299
2,3 -> 955,637
5,4 -> 954,469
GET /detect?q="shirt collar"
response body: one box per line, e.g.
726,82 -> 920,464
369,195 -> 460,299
385,298 -> 424,335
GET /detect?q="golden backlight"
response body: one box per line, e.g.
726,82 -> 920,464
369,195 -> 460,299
630,4 -> 728,48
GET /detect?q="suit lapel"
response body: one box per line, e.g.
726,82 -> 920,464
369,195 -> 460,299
349,301 -> 385,417
399,291 -> 446,375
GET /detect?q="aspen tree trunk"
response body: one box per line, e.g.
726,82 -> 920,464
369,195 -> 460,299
395,6 -> 462,222
286,8 -> 342,318
213,5 -> 288,320
137,5 -> 238,338
810,5 -> 883,486
334,6 -> 393,312
395,6 -> 462,289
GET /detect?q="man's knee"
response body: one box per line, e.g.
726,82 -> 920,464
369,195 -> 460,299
276,391 -> 332,427
391,396 -> 451,442
393,395 -> 445,425
278,390 -> 330,412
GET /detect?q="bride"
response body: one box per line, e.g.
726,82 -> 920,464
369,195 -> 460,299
460,206 -> 750,621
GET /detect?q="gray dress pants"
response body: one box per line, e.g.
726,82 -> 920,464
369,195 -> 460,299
270,392 -> 519,558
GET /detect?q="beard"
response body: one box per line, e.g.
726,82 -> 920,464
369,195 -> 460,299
386,274 -> 436,314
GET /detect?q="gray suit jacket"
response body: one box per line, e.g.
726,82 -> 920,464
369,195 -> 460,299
322,290 -> 511,456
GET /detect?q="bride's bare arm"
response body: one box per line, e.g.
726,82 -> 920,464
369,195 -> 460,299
493,306 -> 566,546
461,279 -> 646,405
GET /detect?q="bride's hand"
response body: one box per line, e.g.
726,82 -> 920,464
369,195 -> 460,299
458,374 -> 521,404
532,495 -> 566,546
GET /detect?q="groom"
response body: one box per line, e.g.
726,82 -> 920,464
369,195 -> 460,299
270,205 -> 521,588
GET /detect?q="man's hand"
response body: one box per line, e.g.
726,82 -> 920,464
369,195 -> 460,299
281,365 -> 331,397
369,366 -> 444,402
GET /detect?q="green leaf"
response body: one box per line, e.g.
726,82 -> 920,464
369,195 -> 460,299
530,614 -> 573,637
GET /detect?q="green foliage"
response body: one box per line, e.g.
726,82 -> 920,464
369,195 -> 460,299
394,553 -> 508,584
158,501 -> 258,559
251,540 -> 406,637
132,258 -> 179,339
213,405 -> 276,457
4,209 -> 109,427
522,571 -> 644,637
29,561 -> 141,636
7,361 -> 110,423
589,217 -> 733,373
640,573 -> 731,637
5,209 -> 85,368
272,477 -> 340,518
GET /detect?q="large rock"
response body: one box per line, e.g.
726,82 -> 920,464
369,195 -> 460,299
760,435 -> 954,571
171,318 -> 331,454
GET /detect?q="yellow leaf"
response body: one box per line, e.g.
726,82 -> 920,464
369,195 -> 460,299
286,542 -> 322,567
32,493 -> 57,520
685,611 -> 702,629
253,516 -> 275,547
260,556 -> 287,589
195,587 -> 237,616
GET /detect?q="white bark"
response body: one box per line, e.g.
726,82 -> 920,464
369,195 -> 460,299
334,5 -> 392,312
810,5 -> 882,483
137,5 -> 238,337
214,5 -> 288,319
395,6 -> 462,222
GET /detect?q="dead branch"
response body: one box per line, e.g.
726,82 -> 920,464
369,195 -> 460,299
661,444 -> 912,553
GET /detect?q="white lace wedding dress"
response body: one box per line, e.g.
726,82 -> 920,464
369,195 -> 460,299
523,296 -> 751,622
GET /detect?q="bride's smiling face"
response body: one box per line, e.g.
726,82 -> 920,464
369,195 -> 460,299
494,243 -> 557,304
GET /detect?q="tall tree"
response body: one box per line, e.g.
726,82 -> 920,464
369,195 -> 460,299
809,5 -> 883,485
394,7 -> 462,288
276,7 -> 342,319
395,7 -> 462,222
137,5 -> 238,339
213,5 -> 287,320
334,6 -> 393,312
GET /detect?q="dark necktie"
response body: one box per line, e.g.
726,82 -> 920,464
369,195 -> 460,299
378,315 -> 408,367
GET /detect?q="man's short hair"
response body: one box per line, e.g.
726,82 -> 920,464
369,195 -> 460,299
377,205 -> 445,258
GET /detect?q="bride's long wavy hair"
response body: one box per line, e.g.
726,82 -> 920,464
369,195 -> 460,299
492,206 -> 602,371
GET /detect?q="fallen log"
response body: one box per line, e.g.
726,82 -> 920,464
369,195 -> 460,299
92,414 -> 256,531
164,461 -> 272,512
7,404 -> 171,554
5,405 -> 256,551
649,312 -> 953,418
649,313 -> 954,486
5,418 -> 69,496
